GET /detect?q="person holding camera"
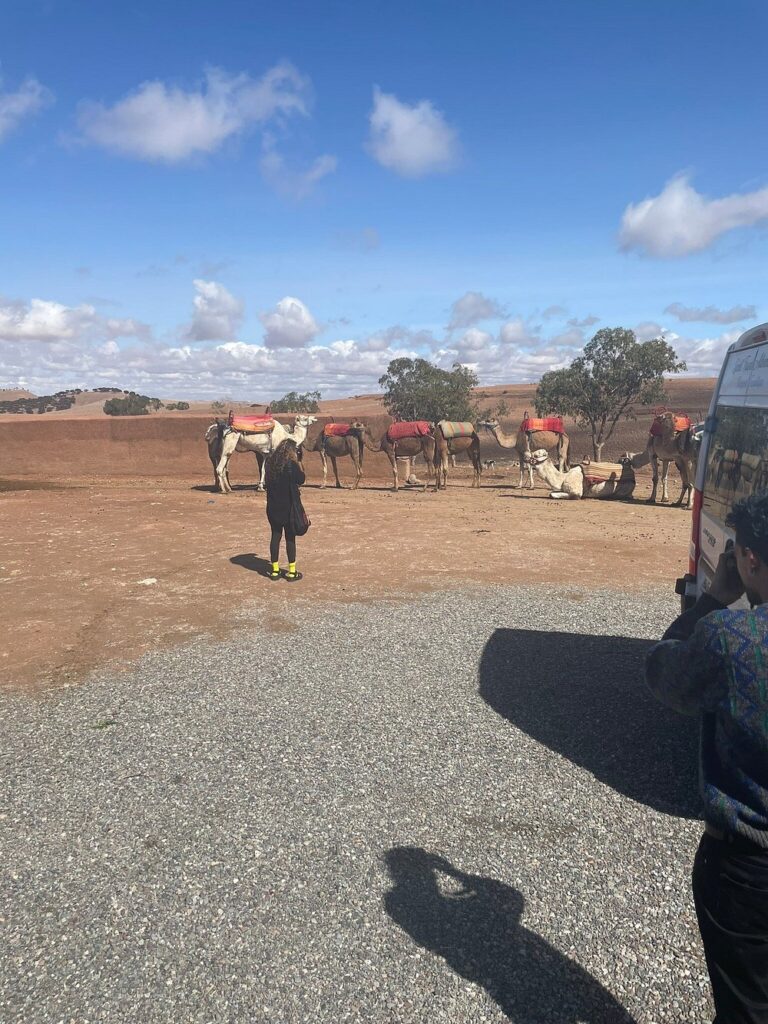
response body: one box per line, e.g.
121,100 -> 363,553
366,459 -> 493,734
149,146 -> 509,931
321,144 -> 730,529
646,491 -> 768,1022
264,438 -> 309,582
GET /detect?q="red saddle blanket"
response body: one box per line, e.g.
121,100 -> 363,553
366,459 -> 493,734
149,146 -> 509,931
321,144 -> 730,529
649,414 -> 691,436
386,420 -> 432,443
228,413 -> 275,434
323,422 -> 352,437
521,416 -> 564,434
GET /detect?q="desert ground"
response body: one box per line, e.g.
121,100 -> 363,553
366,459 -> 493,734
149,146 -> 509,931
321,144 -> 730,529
1,377 -> 719,1023
0,378 -> 714,690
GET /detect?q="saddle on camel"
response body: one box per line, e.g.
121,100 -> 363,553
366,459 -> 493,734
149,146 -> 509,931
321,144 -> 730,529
227,411 -> 276,434
437,420 -> 474,439
323,422 -> 354,438
386,420 -> 433,443
521,415 -> 565,435
649,412 -> 691,436
579,457 -> 635,489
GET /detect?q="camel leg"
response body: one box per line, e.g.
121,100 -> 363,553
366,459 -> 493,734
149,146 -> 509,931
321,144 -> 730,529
388,449 -> 399,491
647,453 -> 659,503
320,450 -> 328,488
215,433 -> 239,494
330,456 -> 343,489
659,460 -> 671,503
350,445 -> 362,490
257,451 -> 267,491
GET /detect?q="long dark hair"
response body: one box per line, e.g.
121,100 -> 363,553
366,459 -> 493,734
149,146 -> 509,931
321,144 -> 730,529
266,438 -> 298,482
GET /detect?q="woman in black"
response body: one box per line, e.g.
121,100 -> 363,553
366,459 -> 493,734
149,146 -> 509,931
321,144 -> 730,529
265,438 -> 305,581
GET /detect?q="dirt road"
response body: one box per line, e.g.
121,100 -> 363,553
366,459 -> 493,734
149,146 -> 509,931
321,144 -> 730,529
1,462 -> 689,691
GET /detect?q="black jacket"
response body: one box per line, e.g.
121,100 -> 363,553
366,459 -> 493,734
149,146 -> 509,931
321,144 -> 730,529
265,461 -> 305,526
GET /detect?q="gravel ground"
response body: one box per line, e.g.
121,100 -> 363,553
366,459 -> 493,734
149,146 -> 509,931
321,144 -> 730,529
1,585 -> 711,1023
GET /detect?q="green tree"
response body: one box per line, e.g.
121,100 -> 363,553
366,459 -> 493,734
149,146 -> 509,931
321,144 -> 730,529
535,327 -> 686,459
269,390 -> 321,413
378,357 -> 479,422
103,394 -> 152,416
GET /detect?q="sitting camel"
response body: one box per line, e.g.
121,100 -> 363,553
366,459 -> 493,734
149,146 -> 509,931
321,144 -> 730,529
525,448 -> 636,500
434,421 -> 482,490
361,424 -> 436,491
480,412 -> 569,488
627,412 -> 701,508
213,414 -> 317,494
307,422 -> 366,489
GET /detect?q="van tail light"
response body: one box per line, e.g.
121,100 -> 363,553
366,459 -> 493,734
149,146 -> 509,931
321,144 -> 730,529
688,486 -> 703,575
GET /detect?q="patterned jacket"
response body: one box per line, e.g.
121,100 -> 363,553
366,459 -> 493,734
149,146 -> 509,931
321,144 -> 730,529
646,594 -> 768,847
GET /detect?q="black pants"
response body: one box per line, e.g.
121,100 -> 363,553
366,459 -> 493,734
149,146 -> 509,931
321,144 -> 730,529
269,523 -> 296,564
693,833 -> 768,1023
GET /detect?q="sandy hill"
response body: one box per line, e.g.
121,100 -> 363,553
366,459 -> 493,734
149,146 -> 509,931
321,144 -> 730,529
0,379 -> 716,421
0,388 -> 35,401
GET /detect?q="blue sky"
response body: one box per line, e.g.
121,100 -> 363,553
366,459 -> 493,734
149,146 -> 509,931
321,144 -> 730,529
1,0 -> 767,398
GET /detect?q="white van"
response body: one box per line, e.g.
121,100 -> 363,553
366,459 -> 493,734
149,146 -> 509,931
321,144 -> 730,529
677,322 -> 768,610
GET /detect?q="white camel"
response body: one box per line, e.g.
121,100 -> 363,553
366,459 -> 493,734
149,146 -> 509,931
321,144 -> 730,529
524,448 -> 636,500
204,419 -> 260,492
213,414 -> 317,494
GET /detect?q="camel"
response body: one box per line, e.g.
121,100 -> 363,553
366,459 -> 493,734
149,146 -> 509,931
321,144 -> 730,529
307,422 -> 366,489
525,448 -> 636,500
479,412 -> 570,488
627,413 -> 700,508
213,414 -> 317,494
361,425 -> 436,491
433,422 -> 482,490
204,419 -> 266,492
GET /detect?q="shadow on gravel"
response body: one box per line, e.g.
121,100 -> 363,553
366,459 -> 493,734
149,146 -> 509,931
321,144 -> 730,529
384,847 -> 634,1023
479,629 -> 699,818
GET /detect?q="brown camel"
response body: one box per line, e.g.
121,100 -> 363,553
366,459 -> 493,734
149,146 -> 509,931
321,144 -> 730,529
479,412 -> 570,488
434,421 -> 482,490
307,422 -> 366,489
628,412 -> 699,508
361,425 -> 436,491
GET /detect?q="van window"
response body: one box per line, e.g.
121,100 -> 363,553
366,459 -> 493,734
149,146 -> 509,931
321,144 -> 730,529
702,405 -> 768,523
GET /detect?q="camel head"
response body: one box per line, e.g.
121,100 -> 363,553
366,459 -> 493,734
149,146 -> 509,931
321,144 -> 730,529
294,414 -> 318,428
652,411 -> 678,436
478,418 -> 499,431
527,448 -> 550,467
204,423 -> 218,443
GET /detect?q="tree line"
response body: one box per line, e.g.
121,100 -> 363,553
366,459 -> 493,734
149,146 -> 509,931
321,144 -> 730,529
377,327 -> 684,459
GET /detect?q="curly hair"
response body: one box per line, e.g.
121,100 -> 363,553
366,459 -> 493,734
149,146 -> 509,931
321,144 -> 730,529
726,491 -> 768,562
265,438 -> 298,483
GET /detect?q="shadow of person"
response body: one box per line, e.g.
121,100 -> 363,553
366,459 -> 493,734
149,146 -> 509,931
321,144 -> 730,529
384,847 -> 634,1023
479,629 -> 699,818
229,553 -> 272,576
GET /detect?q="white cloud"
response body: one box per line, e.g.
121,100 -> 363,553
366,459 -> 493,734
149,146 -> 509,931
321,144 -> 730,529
620,174 -> 768,258
447,291 -> 505,331
259,136 -> 337,199
673,330 -> 741,375
633,321 -> 665,342
499,318 -> 539,345
0,297 -> 94,342
0,77 -> 52,142
664,302 -> 756,324
456,328 -> 493,354
77,63 -> 309,162
259,296 -> 320,349
184,279 -> 244,342
367,87 -> 459,177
